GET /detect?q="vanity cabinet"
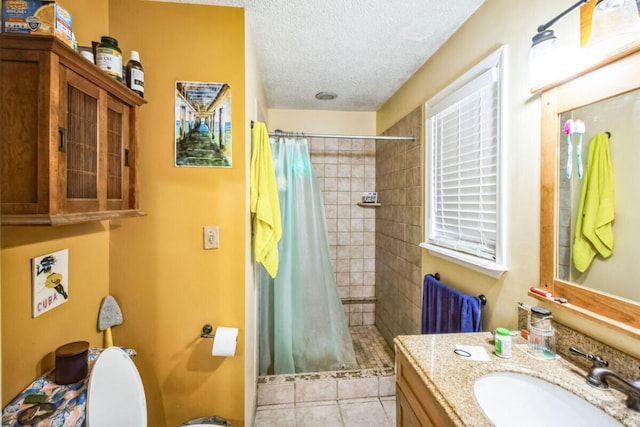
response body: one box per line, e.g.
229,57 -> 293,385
396,349 -> 455,427
0,34 -> 146,225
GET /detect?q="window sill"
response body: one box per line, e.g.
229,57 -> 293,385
419,242 -> 507,279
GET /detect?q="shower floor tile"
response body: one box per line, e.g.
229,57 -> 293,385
349,326 -> 394,370
256,326 -> 397,425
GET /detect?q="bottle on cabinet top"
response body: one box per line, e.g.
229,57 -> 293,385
126,50 -> 144,97
96,36 -> 122,82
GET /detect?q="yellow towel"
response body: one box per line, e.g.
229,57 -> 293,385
573,133 -> 614,272
250,122 -> 282,278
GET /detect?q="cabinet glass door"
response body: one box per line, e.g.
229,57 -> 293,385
106,97 -> 130,210
60,68 -> 101,213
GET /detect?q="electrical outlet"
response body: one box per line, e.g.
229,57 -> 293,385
203,226 -> 219,249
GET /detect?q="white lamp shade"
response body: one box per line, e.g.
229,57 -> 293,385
587,0 -> 640,55
530,32 -> 563,86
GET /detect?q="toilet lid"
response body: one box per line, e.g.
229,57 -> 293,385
86,347 -> 147,427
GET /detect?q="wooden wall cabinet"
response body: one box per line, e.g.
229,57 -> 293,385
396,349 -> 455,427
0,34 -> 146,225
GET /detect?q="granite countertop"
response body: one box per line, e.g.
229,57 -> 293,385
395,332 -> 640,427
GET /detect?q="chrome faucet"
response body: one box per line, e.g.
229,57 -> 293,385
570,347 -> 640,412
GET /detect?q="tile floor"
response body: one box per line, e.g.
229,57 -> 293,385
255,326 -> 396,426
253,396 -> 396,427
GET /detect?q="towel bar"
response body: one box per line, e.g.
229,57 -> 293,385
432,272 -> 487,306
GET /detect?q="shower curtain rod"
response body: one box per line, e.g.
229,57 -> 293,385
251,121 -> 415,141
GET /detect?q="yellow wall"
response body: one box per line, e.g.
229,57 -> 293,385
1,0 -> 247,424
268,109 -> 376,135
1,224 -> 110,404
108,1 -> 246,425
377,0 -> 640,357
58,0 -> 110,46
1,0 -> 111,406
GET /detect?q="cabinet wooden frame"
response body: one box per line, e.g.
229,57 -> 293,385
0,34 -> 146,225
395,349 -> 455,427
537,45 -> 640,339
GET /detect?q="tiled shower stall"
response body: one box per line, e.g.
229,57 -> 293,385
375,107 -> 424,348
308,106 -> 424,349
308,136 -> 378,326
255,108 -> 424,420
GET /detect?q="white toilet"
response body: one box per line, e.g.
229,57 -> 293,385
86,346 -> 147,427
86,347 -> 217,427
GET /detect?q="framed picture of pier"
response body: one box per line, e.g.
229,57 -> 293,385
174,80 -> 232,167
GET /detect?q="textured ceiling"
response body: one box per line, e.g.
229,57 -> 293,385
151,0 -> 485,111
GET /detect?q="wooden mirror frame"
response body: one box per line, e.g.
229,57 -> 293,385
537,46 -> 640,339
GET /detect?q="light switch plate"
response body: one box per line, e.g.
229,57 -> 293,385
203,226 -> 219,249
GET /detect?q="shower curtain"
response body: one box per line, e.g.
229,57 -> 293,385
258,137 -> 357,375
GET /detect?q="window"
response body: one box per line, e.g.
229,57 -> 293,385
421,46 -> 507,278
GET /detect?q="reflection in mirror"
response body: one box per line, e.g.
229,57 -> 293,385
539,45 -> 640,338
557,90 -> 640,303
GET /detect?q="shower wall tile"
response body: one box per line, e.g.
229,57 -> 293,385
337,246 -> 350,259
375,107 -> 424,347
363,258 -> 375,272
350,245 -> 364,259
363,312 -> 376,325
349,312 -> 363,326
337,273 -> 349,287
325,177 -> 338,191
338,286 -> 349,299
308,136 -> 377,327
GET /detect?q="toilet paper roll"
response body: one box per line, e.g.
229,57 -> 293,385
212,326 -> 238,356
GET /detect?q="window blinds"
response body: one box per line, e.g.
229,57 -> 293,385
428,67 -> 499,261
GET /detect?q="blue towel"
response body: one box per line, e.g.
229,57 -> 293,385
421,274 -> 482,334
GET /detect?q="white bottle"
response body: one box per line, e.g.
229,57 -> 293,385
126,51 -> 145,97
495,328 -> 512,358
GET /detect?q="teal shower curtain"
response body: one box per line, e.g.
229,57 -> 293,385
258,137 -> 357,375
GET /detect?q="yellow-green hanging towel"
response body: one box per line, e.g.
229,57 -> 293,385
573,132 -> 614,272
250,122 -> 282,278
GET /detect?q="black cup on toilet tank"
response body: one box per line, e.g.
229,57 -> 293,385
54,341 -> 89,385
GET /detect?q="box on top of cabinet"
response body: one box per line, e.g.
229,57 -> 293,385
1,0 -> 72,47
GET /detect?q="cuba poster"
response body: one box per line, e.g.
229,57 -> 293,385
32,249 -> 69,318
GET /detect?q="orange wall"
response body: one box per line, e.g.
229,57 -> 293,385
58,0 -> 109,46
1,1 -> 247,425
1,0 -> 111,406
108,1 -> 246,425
1,224 -> 110,404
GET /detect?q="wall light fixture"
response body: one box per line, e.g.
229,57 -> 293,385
530,0 -> 640,87
587,0 -> 640,55
529,0 -> 588,87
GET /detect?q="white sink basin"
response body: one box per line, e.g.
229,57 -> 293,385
474,372 -> 623,427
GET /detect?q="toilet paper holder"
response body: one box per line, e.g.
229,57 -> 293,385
200,324 -> 215,339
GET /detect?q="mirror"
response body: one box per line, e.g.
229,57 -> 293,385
557,91 -> 640,303
539,46 -> 640,337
